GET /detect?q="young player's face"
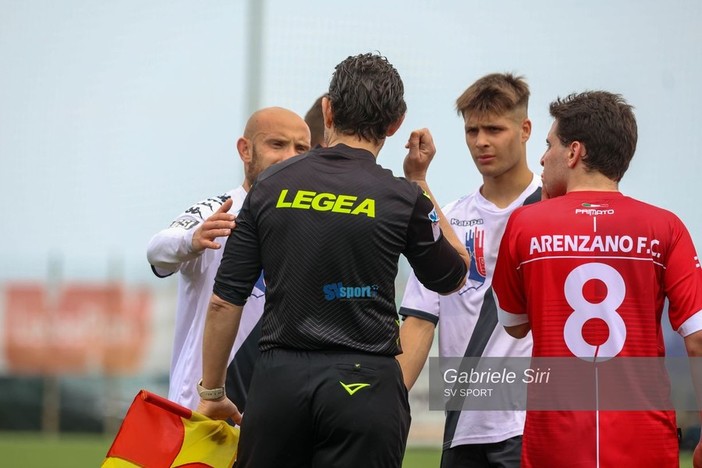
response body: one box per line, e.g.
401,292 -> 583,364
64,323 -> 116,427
540,121 -> 569,198
247,117 -> 311,184
463,109 -> 530,181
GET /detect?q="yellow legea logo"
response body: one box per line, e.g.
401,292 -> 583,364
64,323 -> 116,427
276,189 -> 375,218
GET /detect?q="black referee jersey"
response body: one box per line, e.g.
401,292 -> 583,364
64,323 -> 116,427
214,143 -> 466,356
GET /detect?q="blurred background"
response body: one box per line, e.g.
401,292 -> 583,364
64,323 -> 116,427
1,0 -> 701,463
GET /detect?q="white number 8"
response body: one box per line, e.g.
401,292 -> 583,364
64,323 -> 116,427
563,263 -> 626,362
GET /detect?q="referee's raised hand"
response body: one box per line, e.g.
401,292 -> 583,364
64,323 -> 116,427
192,197 -> 236,252
403,128 -> 436,183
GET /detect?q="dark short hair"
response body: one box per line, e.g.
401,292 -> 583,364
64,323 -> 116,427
304,94 -> 326,147
549,91 -> 637,182
328,53 -> 407,143
456,73 -> 530,118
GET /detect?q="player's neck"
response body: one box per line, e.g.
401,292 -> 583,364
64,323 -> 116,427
326,130 -> 384,157
567,171 -> 619,193
481,166 -> 534,209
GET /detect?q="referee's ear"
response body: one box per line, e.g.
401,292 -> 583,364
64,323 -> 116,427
322,96 -> 333,130
386,113 -> 406,138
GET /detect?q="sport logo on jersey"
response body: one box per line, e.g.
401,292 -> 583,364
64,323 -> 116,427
183,194 -> 230,220
169,217 -> 199,230
428,208 -> 440,241
323,282 -> 379,301
459,227 -> 486,294
428,208 -> 439,223
575,202 -> 614,216
450,218 -> 484,227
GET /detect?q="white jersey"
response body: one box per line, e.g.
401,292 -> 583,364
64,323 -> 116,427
400,177 -> 540,448
147,186 -> 265,411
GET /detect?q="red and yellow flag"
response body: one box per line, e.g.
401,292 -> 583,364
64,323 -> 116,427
102,390 -> 238,468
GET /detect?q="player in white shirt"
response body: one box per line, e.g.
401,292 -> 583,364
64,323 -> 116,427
398,74 -> 539,467
147,107 -> 311,411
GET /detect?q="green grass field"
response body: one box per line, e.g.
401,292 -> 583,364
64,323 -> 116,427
0,433 -> 693,467
0,433 -> 112,468
0,433 -> 440,467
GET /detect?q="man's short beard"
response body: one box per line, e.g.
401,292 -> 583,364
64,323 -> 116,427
246,145 -> 262,188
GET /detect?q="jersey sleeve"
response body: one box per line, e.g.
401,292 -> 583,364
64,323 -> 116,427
213,190 -> 262,306
399,269 -> 440,325
403,186 -> 467,294
664,215 -> 702,336
492,210 -> 530,327
146,194 -> 230,276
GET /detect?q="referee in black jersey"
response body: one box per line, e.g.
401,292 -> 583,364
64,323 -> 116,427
197,52 -> 469,468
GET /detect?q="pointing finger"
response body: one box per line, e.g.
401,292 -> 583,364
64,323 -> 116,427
216,197 -> 233,215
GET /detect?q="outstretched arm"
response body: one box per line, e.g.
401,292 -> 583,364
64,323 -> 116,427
404,128 -> 470,270
147,197 -> 236,273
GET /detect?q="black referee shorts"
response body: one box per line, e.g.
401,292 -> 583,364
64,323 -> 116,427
236,348 -> 411,468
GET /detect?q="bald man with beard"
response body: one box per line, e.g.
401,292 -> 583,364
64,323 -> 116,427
147,107 -> 311,412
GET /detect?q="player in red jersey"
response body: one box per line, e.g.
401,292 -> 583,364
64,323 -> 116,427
492,90 -> 702,467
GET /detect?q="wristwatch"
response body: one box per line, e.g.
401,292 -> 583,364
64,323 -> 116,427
197,379 -> 225,401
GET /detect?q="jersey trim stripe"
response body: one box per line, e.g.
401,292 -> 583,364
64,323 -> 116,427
678,310 -> 702,337
150,264 -> 175,278
398,307 -> 439,325
522,188 -> 542,206
496,307 -> 529,327
518,255 -> 665,269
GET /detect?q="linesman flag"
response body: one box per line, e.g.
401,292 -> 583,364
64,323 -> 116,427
102,390 -> 239,467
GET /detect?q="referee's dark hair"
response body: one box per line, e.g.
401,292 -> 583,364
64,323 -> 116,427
327,52 -> 407,144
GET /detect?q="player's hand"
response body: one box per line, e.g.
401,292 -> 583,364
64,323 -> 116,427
192,198 -> 236,253
196,397 -> 242,425
693,441 -> 702,468
403,128 -> 436,183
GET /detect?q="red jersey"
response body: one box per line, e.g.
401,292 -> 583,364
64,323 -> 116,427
493,191 -> 702,467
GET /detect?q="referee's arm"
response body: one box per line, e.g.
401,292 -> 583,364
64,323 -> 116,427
404,190 -> 467,295
198,293 -> 244,424
197,191 -> 261,423
403,128 -> 471,272
411,179 -> 470,272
